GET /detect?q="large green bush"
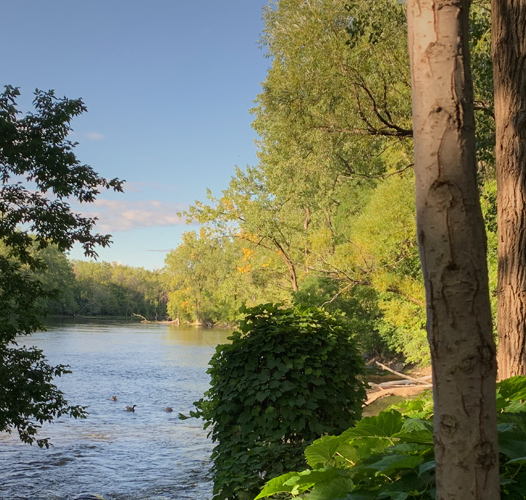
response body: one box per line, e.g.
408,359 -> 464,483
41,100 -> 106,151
189,303 -> 367,500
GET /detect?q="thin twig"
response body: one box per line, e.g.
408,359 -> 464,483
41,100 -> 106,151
320,283 -> 354,308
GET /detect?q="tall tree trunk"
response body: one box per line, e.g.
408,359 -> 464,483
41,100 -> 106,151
407,1 -> 500,499
493,0 -> 526,380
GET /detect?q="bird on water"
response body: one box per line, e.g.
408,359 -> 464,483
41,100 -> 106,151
165,407 -> 173,412
125,405 -> 137,412
110,396 -> 117,402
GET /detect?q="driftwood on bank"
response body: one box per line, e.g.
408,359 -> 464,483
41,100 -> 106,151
365,384 -> 432,405
374,361 -> 431,385
132,313 -> 150,322
365,362 -> 433,405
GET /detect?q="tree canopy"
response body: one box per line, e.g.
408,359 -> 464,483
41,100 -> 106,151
177,0 -> 493,364
0,85 -> 123,446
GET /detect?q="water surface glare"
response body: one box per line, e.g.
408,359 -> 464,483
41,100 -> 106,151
0,320 -> 233,500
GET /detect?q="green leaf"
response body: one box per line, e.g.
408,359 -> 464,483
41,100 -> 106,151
387,443 -> 432,455
335,443 -> 363,464
340,411 -> 404,440
254,472 -> 298,499
306,435 -> 343,467
347,493 -> 378,500
498,412 -> 526,434
496,394 -> 508,412
308,477 -> 354,500
375,471 -> 430,499
393,430 -> 434,445
498,423 -> 516,433
400,419 -> 433,433
502,400 -> 526,414
499,431 -> 526,459
377,493 -> 408,500
367,454 -> 423,473
254,472 -> 298,500
497,376 -> 526,401
354,437 -> 394,457
286,468 -> 340,488
418,460 -> 436,476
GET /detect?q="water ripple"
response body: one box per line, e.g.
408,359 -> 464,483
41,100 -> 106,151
0,320 -> 231,500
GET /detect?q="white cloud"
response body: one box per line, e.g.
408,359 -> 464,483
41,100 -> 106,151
78,199 -> 189,232
87,132 -> 104,141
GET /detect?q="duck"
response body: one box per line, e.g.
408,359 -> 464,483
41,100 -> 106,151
110,395 -> 117,402
125,405 -> 137,412
165,407 -> 173,412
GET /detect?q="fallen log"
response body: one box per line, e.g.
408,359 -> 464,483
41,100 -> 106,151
132,313 -> 149,322
374,361 -> 430,385
365,384 -> 431,405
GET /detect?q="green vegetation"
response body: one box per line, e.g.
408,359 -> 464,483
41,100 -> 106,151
164,229 -> 285,325
20,2 -> 495,365
9,243 -> 168,320
2,4 -> 501,491
170,0 -> 495,364
71,260 -> 166,318
255,376 -> 526,499
185,304 -> 366,500
0,86 -> 122,446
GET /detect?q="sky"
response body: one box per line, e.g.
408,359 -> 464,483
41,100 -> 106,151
1,0 -> 270,269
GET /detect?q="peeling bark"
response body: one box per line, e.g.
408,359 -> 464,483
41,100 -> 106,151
492,0 -> 526,380
407,0 -> 500,498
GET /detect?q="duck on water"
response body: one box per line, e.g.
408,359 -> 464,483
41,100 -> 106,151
125,405 -> 137,412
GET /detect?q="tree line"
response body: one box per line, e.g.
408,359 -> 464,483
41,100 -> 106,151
23,245 -> 168,320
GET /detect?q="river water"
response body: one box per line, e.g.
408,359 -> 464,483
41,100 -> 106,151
0,320 -> 233,500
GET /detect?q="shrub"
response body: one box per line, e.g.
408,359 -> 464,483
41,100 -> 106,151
189,303 -> 367,500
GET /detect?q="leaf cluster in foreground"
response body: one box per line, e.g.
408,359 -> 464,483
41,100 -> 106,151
257,376 -> 526,499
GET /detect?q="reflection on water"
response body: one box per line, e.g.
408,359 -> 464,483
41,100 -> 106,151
0,320 -> 233,500
362,395 -> 406,417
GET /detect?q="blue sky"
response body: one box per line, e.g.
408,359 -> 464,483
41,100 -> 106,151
2,0 -> 270,269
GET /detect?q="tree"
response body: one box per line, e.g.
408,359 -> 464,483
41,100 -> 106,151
33,244 -> 79,316
0,85 -> 123,446
492,1 -> 526,379
407,1 -> 500,498
187,168 -> 307,292
164,229 -> 284,324
242,0 -> 494,365
71,260 -> 167,319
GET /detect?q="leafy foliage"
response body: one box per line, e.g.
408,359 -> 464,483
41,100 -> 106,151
0,341 -> 86,447
179,0 -> 494,365
164,229 -> 287,325
256,377 -> 526,499
189,304 -> 367,500
0,85 -> 123,446
72,260 -> 167,319
0,86 -> 122,261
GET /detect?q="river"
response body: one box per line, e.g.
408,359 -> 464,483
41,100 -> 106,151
0,319 -> 233,500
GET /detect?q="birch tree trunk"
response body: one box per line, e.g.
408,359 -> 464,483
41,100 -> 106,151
492,0 -> 526,380
407,1 -> 500,498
